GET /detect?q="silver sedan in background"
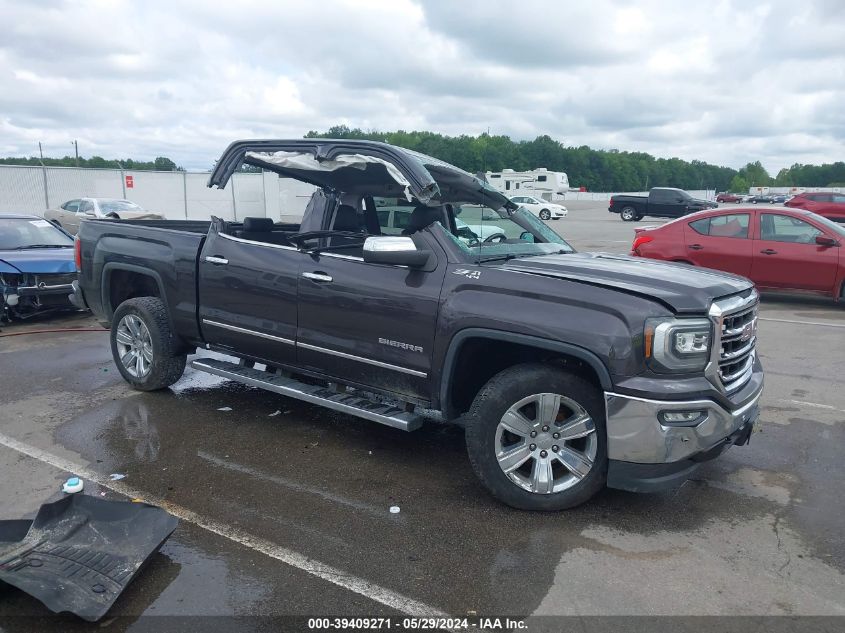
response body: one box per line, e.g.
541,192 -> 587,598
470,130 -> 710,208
44,198 -> 165,234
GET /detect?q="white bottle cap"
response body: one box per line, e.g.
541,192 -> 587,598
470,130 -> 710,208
62,477 -> 84,494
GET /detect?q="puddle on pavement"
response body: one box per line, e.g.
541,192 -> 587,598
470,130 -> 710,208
49,374 -> 836,615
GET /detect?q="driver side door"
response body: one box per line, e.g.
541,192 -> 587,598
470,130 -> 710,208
751,213 -> 838,292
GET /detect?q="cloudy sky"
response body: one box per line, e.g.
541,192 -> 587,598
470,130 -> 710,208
1,0 -> 842,172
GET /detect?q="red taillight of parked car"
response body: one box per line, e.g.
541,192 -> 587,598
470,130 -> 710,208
74,236 -> 82,271
609,196 -> 615,207
631,234 -> 654,253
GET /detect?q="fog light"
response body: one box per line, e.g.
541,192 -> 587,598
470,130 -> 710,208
660,410 -> 706,426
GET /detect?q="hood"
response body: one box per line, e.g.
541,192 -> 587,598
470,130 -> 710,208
0,248 -> 76,274
691,198 -> 717,207
503,252 -> 752,314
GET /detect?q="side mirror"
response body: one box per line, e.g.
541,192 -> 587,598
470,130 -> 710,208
363,236 -> 431,267
816,235 -> 838,247
519,231 -> 536,242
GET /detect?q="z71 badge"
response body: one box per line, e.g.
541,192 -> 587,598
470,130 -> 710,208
452,269 -> 481,280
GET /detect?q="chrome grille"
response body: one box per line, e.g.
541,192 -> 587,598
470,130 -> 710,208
714,296 -> 757,392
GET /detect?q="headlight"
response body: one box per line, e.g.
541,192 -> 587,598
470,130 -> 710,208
644,317 -> 711,373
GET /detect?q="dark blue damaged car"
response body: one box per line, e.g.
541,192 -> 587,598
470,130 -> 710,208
0,214 -> 80,321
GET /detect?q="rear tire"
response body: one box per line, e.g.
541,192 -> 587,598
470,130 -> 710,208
464,363 -> 607,511
110,297 -> 186,391
620,206 -> 638,221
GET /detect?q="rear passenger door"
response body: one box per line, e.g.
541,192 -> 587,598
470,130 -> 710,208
198,221 -> 303,365
684,213 -> 753,276
58,200 -> 80,231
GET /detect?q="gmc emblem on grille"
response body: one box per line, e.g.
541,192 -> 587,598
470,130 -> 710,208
740,323 -> 754,342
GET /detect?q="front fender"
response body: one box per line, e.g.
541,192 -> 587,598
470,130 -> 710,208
437,328 -> 614,420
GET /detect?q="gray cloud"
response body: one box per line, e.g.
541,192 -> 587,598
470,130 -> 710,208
0,0 -> 842,173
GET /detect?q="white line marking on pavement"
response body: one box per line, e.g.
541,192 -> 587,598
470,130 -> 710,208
759,317 -> 845,328
197,450 -> 401,522
0,431 -> 448,619
782,399 -> 845,413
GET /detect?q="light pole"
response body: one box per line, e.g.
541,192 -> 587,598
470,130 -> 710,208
71,140 -> 79,167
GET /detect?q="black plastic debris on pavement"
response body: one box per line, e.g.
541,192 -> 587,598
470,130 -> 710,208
0,494 -> 178,621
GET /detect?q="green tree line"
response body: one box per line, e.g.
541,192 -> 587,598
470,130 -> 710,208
307,126 -> 845,193
0,155 -> 182,171
3,129 -> 843,192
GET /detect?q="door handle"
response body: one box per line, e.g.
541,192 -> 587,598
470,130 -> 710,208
688,244 -> 703,250
205,256 -> 229,265
760,249 -> 777,255
302,272 -> 333,283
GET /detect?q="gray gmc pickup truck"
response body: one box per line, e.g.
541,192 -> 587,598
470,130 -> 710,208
73,139 -> 763,510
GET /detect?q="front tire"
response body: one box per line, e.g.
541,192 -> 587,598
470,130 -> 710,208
539,209 -> 551,220
111,297 -> 186,391
464,363 -> 607,511
620,206 -> 638,221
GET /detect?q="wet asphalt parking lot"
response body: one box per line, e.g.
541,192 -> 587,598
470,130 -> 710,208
1,201 -> 844,629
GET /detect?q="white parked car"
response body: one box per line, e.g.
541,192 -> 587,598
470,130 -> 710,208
44,198 -> 164,235
509,195 -> 567,220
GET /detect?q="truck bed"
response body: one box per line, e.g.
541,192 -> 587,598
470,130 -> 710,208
77,219 -> 211,342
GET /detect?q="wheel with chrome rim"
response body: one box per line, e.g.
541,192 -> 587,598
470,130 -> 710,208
465,363 -> 607,510
110,296 -> 186,391
115,315 -> 153,378
496,393 -> 598,494
620,206 -> 637,221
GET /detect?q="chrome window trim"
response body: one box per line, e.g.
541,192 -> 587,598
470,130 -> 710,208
202,319 -> 295,345
218,231 -> 298,251
298,342 -> 427,378
219,229 -> 416,267
320,251 -> 364,261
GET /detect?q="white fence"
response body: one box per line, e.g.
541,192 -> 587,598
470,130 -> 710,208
0,165 -> 316,221
3,163 -> 739,219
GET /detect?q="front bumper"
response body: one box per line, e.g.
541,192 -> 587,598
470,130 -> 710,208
604,380 -> 762,491
15,282 -> 74,298
607,419 -> 755,492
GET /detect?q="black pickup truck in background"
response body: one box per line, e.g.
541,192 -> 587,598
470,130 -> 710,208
609,187 -> 719,221
73,139 -> 763,511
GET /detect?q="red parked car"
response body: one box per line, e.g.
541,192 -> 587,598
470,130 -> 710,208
630,207 -> 845,300
785,192 -> 845,222
716,192 -> 743,203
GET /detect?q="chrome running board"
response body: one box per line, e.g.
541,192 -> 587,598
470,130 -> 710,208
190,357 -> 423,432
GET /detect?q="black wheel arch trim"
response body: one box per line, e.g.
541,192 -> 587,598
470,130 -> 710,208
101,262 -> 169,322
438,328 -> 613,420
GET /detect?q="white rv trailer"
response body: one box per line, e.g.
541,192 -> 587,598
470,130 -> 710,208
484,168 -> 570,201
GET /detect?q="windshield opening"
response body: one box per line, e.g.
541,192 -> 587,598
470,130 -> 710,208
447,203 -> 573,262
0,218 -> 74,250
